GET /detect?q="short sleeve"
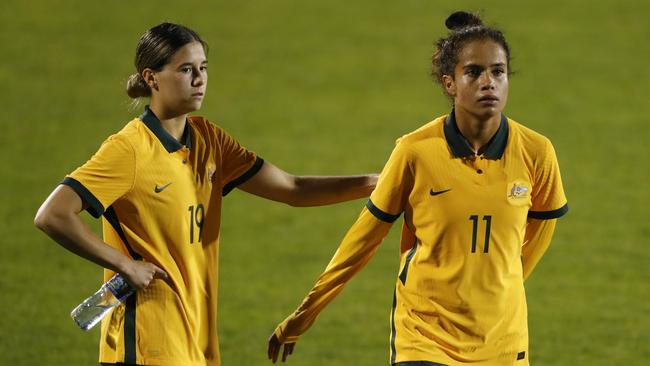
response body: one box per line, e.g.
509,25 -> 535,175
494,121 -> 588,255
367,140 -> 414,223
218,128 -> 263,196
62,134 -> 136,218
528,138 -> 568,219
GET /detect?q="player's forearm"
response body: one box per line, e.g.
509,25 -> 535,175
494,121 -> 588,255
239,161 -> 378,206
35,208 -> 132,274
288,174 -> 378,207
275,208 -> 391,342
521,218 -> 557,280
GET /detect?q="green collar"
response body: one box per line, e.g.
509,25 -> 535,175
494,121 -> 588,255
140,106 -> 193,152
443,109 -> 508,160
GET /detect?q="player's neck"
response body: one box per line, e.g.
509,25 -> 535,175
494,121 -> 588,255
454,107 -> 501,155
149,103 -> 187,142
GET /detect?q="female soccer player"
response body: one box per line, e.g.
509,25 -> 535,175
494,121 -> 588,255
268,11 -> 568,366
34,23 -> 377,366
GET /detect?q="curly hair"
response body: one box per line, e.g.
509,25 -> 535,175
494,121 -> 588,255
432,11 -> 511,91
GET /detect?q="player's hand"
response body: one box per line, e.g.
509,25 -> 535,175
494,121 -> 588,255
121,260 -> 168,290
268,332 -> 295,363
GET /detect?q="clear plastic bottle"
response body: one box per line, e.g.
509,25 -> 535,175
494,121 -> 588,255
70,273 -> 134,331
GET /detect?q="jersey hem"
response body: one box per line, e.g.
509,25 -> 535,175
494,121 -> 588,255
100,358 -> 219,366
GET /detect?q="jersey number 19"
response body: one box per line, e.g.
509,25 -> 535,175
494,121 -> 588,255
188,204 -> 205,244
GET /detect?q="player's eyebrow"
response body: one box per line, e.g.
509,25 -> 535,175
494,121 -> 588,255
178,60 -> 208,68
462,64 -> 483,70
463,62 -> 506,69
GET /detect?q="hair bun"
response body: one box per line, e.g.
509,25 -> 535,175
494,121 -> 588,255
126,73 -> 151,99
445,11 -> 482,31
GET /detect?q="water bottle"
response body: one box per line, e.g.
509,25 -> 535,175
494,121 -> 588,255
70,273 -> 134,331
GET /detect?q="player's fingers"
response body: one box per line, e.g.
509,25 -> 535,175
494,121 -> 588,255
271,345 -> 279,363
287,343 -> 295,355
267,334 -> 276,360
267,341 -> 275,360
268,339 -> 279,363
124,261 -> 148,289
282,344 -> 292,362
152,265 -> 168,280
281,345 -> 288,362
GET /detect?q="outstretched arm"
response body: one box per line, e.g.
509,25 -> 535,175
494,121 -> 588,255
267,138 -> 413,362
238,160 -> 378,207
267,207 -> 392,363
521,218 -> 557,281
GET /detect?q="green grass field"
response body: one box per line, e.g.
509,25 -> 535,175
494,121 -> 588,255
1,0 -> 648,365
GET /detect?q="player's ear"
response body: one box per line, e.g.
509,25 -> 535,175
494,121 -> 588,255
142,68 -> 158,91
442,74 -> 456,97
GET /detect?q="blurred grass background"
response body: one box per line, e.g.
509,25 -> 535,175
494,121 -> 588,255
1,0 -> 648,365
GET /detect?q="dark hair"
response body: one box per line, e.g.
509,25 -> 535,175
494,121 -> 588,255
126,23 -> 208,98
432,11 -> 511,89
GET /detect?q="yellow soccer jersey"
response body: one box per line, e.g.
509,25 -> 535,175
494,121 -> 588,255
275,111 -> 567,366
63,107 -> 262,366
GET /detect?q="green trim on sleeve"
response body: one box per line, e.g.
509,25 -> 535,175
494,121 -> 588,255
222,157 -> 264,196
528,203 -> 569,220
366,199 -> 401,223
61,177 -> 105,218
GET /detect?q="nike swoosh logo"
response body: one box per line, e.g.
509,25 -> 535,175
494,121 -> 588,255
430,188 -> 451,196
154,182 -> 172,193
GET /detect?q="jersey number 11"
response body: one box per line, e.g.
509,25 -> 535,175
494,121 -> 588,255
469,215 -> 492,253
